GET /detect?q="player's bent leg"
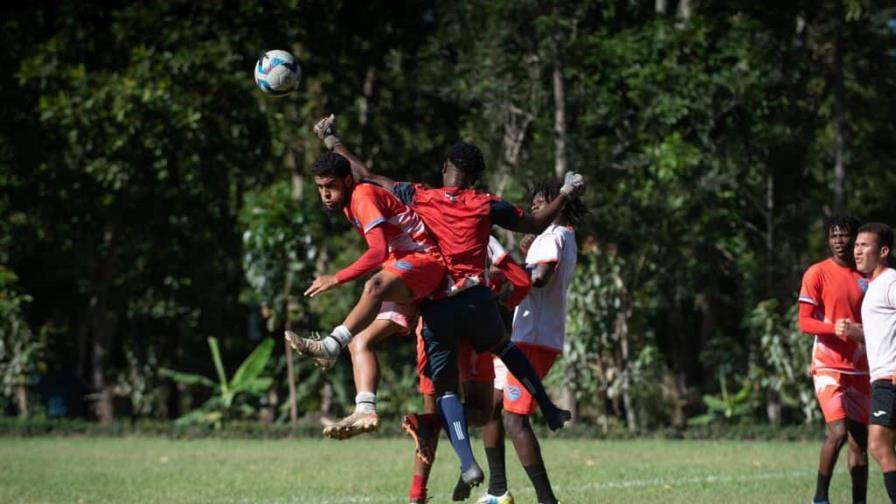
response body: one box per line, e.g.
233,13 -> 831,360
342,270 -> 415,335
463,380 -> 495,428
323,319 -> 404,439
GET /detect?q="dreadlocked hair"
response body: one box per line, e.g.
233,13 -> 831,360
312,151 -> 351,178
445,141 -> 485,176
823,214 -> 861,238
530,178 -> 586,226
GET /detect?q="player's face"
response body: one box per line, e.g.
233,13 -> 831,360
854,231 -> 885,274
827,225 -> 854,263
314,175 -> 351,211
530,193 -> 548,213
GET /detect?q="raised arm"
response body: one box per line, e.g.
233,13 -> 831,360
313,114 -> 396,190
499,172 -> 585,234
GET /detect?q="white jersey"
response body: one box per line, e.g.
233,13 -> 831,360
862,268 -> 896,382
511,224 -> 577,350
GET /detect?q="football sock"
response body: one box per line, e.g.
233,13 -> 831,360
408,474 -> 426,502
497,341 -> 558,415
524,462 -> 557,504
884,471 -> 896,501
851,464 -> 867,503
486,445 -> 507,496
436,393 -> 476,472
354,392 -> 376,413
814,472 -> 831,502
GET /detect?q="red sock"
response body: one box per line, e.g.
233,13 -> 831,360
409,474 -> 427,501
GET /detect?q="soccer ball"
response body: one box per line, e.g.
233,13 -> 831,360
254,49 -> 300,96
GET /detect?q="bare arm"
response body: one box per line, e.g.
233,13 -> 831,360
333,144 -> 396,190
313,114 -> 396,189
509,194 -> 569,234
531,262 -> 557,288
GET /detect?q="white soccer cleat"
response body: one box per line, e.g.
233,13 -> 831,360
476,491 -> 514,504
284,330 -> 339,370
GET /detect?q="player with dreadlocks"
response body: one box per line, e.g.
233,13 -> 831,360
477,179 -> 584,504
299,114 -> 584,497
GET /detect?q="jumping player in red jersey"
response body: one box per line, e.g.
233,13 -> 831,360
284,152 -> 446,426
798,215 -> 869,504
404,236 -> 531,504
299,114 -> 583,497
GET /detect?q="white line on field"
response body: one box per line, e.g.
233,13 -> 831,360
222,469 -> 820,503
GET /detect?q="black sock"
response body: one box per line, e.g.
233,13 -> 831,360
485,445 -> 507,496
524,462 -> 557,504
884,471 -> 896,502
814,472 -> 831,502
851,465 -> 867,503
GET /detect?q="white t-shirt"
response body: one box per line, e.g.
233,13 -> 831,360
511,224 -> 577,350
862,268 -> 896,381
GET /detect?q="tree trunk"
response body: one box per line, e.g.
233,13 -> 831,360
676,0 -> 692,23
832,0 -> 846,214
552,64 -> 567,179
656,0 -> 667,15
616,307 -> 638,432
90,228 -> 118,423
15,377 -> 27,419
357,66 -> 376,158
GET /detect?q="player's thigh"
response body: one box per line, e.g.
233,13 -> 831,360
351,318 -> 405,349
382,253 -> 444,302
462,380 -> 495,424
814,371 -> 848,423
459,288 -> 506,353
366,269 -> 416,304
420,299 -> 460,388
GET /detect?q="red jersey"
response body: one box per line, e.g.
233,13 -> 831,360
392,182 -> 524,296
343,182 -> 437,256
798,258 -> 869,374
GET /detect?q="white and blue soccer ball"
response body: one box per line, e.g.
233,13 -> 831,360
254,49 -> 300,96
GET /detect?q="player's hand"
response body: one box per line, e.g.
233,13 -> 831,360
835,318 -> 851,338
519,233 -> 536,256
313,114 -> 341,150
305,275 -> 340,297
559,171 -> 585,198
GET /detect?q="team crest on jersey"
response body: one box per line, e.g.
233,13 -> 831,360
393,260 -> 413,271
443,191 -> 458,202
858,277 -> 869,293
505,385 -> 522,402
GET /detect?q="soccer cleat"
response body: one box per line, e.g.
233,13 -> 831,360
284,330 -> 338,369
322,410 -> 380,439
452,462 -> 484,501
544,407 -> 572,431
401,414 -> 439,465
476,491 -> 514,504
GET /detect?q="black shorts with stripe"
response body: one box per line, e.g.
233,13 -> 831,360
871,380 -> 896,428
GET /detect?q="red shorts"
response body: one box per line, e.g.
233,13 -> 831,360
416,319 -> 494,395
813,370 -> 870,424
494,342 -> 559,416
383,252 -> 445,301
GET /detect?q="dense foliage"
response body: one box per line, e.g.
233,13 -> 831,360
2,1 -> 894,430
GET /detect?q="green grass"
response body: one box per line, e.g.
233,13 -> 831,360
0,436 -> 885,503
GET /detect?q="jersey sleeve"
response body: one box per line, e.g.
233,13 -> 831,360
886,278 -> 896,308
488,196 -> 523,230
526,229 -> 564,266
487,235 -> 509,265
798,266 -> 821,307
351,185 -> 390,234
392,182 -> 419,207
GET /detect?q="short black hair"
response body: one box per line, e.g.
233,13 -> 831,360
530,178 -> 586,226
312,152 -> 351,178
824,214 -> 861,237
445,141 -> 485,176
858,222 -> 894,252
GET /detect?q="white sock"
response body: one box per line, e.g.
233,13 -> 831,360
355,391 -> 376,413
322,325 -> 352,355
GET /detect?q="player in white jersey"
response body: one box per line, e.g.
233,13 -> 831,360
843,222 -> 896,502
478,179 -> 584,504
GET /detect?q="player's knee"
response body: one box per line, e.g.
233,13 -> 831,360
465,405 -> 491,428
869,436 -> 893,462
432,373 -> 460,395
826,422 -> 848,446
361,275 -> 389,302
503,412 -> 528,438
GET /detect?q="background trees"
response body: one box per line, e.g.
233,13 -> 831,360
1,1 -> 894,429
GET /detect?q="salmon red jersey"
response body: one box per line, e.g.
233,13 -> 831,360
343,182 -> 437,255
392,182 -> 523,296
798,258 -> 869,374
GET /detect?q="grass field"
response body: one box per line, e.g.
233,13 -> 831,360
0,435 -> 886,503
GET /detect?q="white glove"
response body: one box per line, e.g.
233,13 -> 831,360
313,114 -> 341,150
559,171 -> 584,197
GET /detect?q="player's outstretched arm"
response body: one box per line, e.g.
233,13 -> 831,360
507,172 -> 585,234
312,114 -> 396,190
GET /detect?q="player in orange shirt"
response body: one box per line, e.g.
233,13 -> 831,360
798,215 -> 869,504
284,152 -> 446,436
